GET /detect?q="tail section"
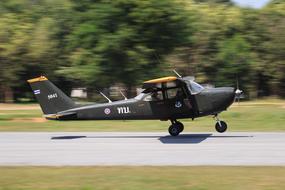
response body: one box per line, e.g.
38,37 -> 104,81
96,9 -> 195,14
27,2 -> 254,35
27,76 -> 76,115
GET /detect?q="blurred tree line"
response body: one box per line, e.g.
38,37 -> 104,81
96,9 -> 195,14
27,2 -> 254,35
0,0 -> 284,102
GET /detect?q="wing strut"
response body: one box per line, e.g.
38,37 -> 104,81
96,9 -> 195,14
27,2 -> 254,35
120,90 -> 128,100
99,92 -> 112,103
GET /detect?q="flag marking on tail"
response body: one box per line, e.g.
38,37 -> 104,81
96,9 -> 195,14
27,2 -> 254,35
34,90 -> 41,95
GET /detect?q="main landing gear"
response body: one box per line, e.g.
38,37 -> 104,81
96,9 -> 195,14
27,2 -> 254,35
214,115 -> 227,133
168,120 -> 184,136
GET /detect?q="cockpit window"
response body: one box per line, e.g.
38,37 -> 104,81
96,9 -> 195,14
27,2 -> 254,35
167,88 -> 186,99
144,91 -> 163,101
188,81 -> 204,94
134,91 -> 164,101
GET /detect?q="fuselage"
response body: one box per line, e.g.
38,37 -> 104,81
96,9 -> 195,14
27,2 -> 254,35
56,85 -> 235,121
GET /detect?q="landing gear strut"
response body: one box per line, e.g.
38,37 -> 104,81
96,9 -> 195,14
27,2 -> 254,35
214,115 -> 227,133
168,120 -> 184,136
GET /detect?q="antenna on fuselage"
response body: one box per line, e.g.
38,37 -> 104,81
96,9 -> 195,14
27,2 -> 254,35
119,90 -> 128,100
173,70 -> 182,78
99,91 -> 112,103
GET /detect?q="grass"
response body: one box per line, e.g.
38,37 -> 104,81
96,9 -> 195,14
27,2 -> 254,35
0,166 -> 284,190
0,98 -> 284,132
0,100 -> 284,190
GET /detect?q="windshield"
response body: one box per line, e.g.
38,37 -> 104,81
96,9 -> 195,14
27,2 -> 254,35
188,81 -> 204,94
134,93 -> 146,100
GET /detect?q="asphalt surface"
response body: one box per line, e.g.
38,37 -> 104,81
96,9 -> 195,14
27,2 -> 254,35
0,132 -> 284,166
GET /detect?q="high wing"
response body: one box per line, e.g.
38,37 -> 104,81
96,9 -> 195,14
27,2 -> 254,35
142,76 -> 180,90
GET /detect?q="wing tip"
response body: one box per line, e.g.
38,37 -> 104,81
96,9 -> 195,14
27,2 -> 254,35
27,76 -> 48,83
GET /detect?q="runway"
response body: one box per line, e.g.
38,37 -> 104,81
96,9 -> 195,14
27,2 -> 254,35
0,132 -> 284,166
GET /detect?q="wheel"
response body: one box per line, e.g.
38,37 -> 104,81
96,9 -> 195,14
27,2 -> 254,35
215,121 -> 227,133
168,124 -> 180,136
176,121 -> 184,133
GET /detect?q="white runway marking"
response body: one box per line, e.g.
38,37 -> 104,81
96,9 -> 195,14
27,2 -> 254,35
0,132 -> 284,166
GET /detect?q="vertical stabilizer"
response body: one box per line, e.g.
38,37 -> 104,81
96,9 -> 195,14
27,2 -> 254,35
27,76 -> 76,115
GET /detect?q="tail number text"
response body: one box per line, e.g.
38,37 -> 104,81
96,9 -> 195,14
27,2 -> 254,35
48,93 -> 58,100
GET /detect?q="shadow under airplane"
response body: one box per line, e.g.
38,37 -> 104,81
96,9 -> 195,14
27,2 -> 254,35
51,134 -> 253,144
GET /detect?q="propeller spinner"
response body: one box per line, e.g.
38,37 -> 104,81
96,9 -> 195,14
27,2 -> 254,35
235,78 -> 243,103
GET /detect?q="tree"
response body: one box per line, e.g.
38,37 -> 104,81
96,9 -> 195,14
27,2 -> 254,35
0,0 -> 75,102
1,0 -> 285,102
259,2 -> 285,96
60,0 -> 192,95
0,13 -> 33,102
214,35 -> 254,93
193,0 -> 233,5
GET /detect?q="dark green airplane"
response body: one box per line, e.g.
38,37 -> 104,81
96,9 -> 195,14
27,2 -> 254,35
28,75 -> 241,136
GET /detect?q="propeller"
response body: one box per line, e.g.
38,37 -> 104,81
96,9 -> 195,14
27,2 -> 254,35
235,77 -> 243,103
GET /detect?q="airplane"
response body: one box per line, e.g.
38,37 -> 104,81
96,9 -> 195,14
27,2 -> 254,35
27,74 -> 241,136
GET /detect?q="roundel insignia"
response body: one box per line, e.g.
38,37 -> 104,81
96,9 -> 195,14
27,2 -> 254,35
104,108 -> 111,115
175,101 -> 182,108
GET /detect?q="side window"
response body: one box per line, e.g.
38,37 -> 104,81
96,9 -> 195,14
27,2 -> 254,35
167,88 -> 185,99
143,91 -> 163,101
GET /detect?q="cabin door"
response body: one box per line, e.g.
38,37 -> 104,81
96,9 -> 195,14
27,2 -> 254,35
165,87 -> 194,118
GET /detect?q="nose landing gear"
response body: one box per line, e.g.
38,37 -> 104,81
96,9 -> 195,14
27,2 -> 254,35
168,120 -> 184,136
214,115 -> 227,133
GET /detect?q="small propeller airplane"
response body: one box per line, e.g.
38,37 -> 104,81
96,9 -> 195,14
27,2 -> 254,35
28,73 -> 242,136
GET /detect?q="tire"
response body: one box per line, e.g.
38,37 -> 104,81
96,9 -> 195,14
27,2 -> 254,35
176,121 -> 184,133
168,124 -> 180,136
215,121 -> 227,133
